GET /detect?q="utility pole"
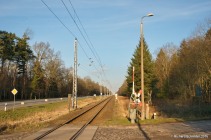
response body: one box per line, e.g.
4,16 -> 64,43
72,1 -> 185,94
72,38 -> 78,109
140,13 -> 154,120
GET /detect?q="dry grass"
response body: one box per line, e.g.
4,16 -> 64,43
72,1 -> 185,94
105,96 -> 211,126
153,99 -> 211,120
0,96 -> 103,134
104,96 -> 132,126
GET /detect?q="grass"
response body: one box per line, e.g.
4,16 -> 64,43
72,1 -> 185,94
103,110 -> 186,126
104,97 -> 211,126
138,117 -> 184,125
2,96 -> 210,134
0,101 -> 68,134
104,116 -> 132,126
108,113 -> 211,126
153,99 -> 211,120
0,101 -> 67,122
0,96 -> 103,134
0,96 -> 102,122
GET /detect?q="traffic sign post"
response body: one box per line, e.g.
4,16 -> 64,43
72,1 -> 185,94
11,88 -> 18,111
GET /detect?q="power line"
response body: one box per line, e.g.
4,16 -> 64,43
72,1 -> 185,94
41,0 -> 75,37
63,0 -> 103,69
61,1 -> 104,73
42,0 -> 112,91
67,0 -> 110,88
68,0 -> 103,67
77,42 -> 90,60
41,0 -> 90,61
61,0 -> 95,59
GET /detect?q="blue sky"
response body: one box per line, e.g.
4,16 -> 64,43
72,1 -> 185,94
1,0 -> 211,92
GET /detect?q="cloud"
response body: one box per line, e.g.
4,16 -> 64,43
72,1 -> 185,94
152,1 -> 211,22
74,0 -> 131,8
0,0 -> 44,17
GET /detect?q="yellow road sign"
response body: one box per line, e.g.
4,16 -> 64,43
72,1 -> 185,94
11,88 -> 18,95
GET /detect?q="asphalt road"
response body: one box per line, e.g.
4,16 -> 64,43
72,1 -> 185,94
0,98 -> 67,111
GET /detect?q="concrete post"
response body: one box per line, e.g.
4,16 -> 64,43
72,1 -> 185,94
129,109 -> 136,123
4,103 -> 7,111
153,113 -> 157,119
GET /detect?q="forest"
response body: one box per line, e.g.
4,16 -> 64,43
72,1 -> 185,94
119,20 -> 211,104
0,30 -> 104,101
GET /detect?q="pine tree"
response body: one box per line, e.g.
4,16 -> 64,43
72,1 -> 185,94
14,34 -> 34,99
0,31 -> 16,72
126,38 -> 154,101
31,61 -> 45,99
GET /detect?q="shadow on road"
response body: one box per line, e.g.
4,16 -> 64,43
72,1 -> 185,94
136,117 -> 151,140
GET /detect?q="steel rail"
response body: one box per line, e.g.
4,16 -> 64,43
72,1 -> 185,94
70,97 -> 112,140
34,97 -> 111,140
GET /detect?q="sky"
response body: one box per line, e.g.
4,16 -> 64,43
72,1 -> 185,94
0,0 -> 211,93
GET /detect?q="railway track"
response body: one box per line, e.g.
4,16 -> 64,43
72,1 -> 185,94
32,96 -> 112,140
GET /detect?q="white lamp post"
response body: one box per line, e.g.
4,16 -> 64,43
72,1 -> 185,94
140,13 -> 154,120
